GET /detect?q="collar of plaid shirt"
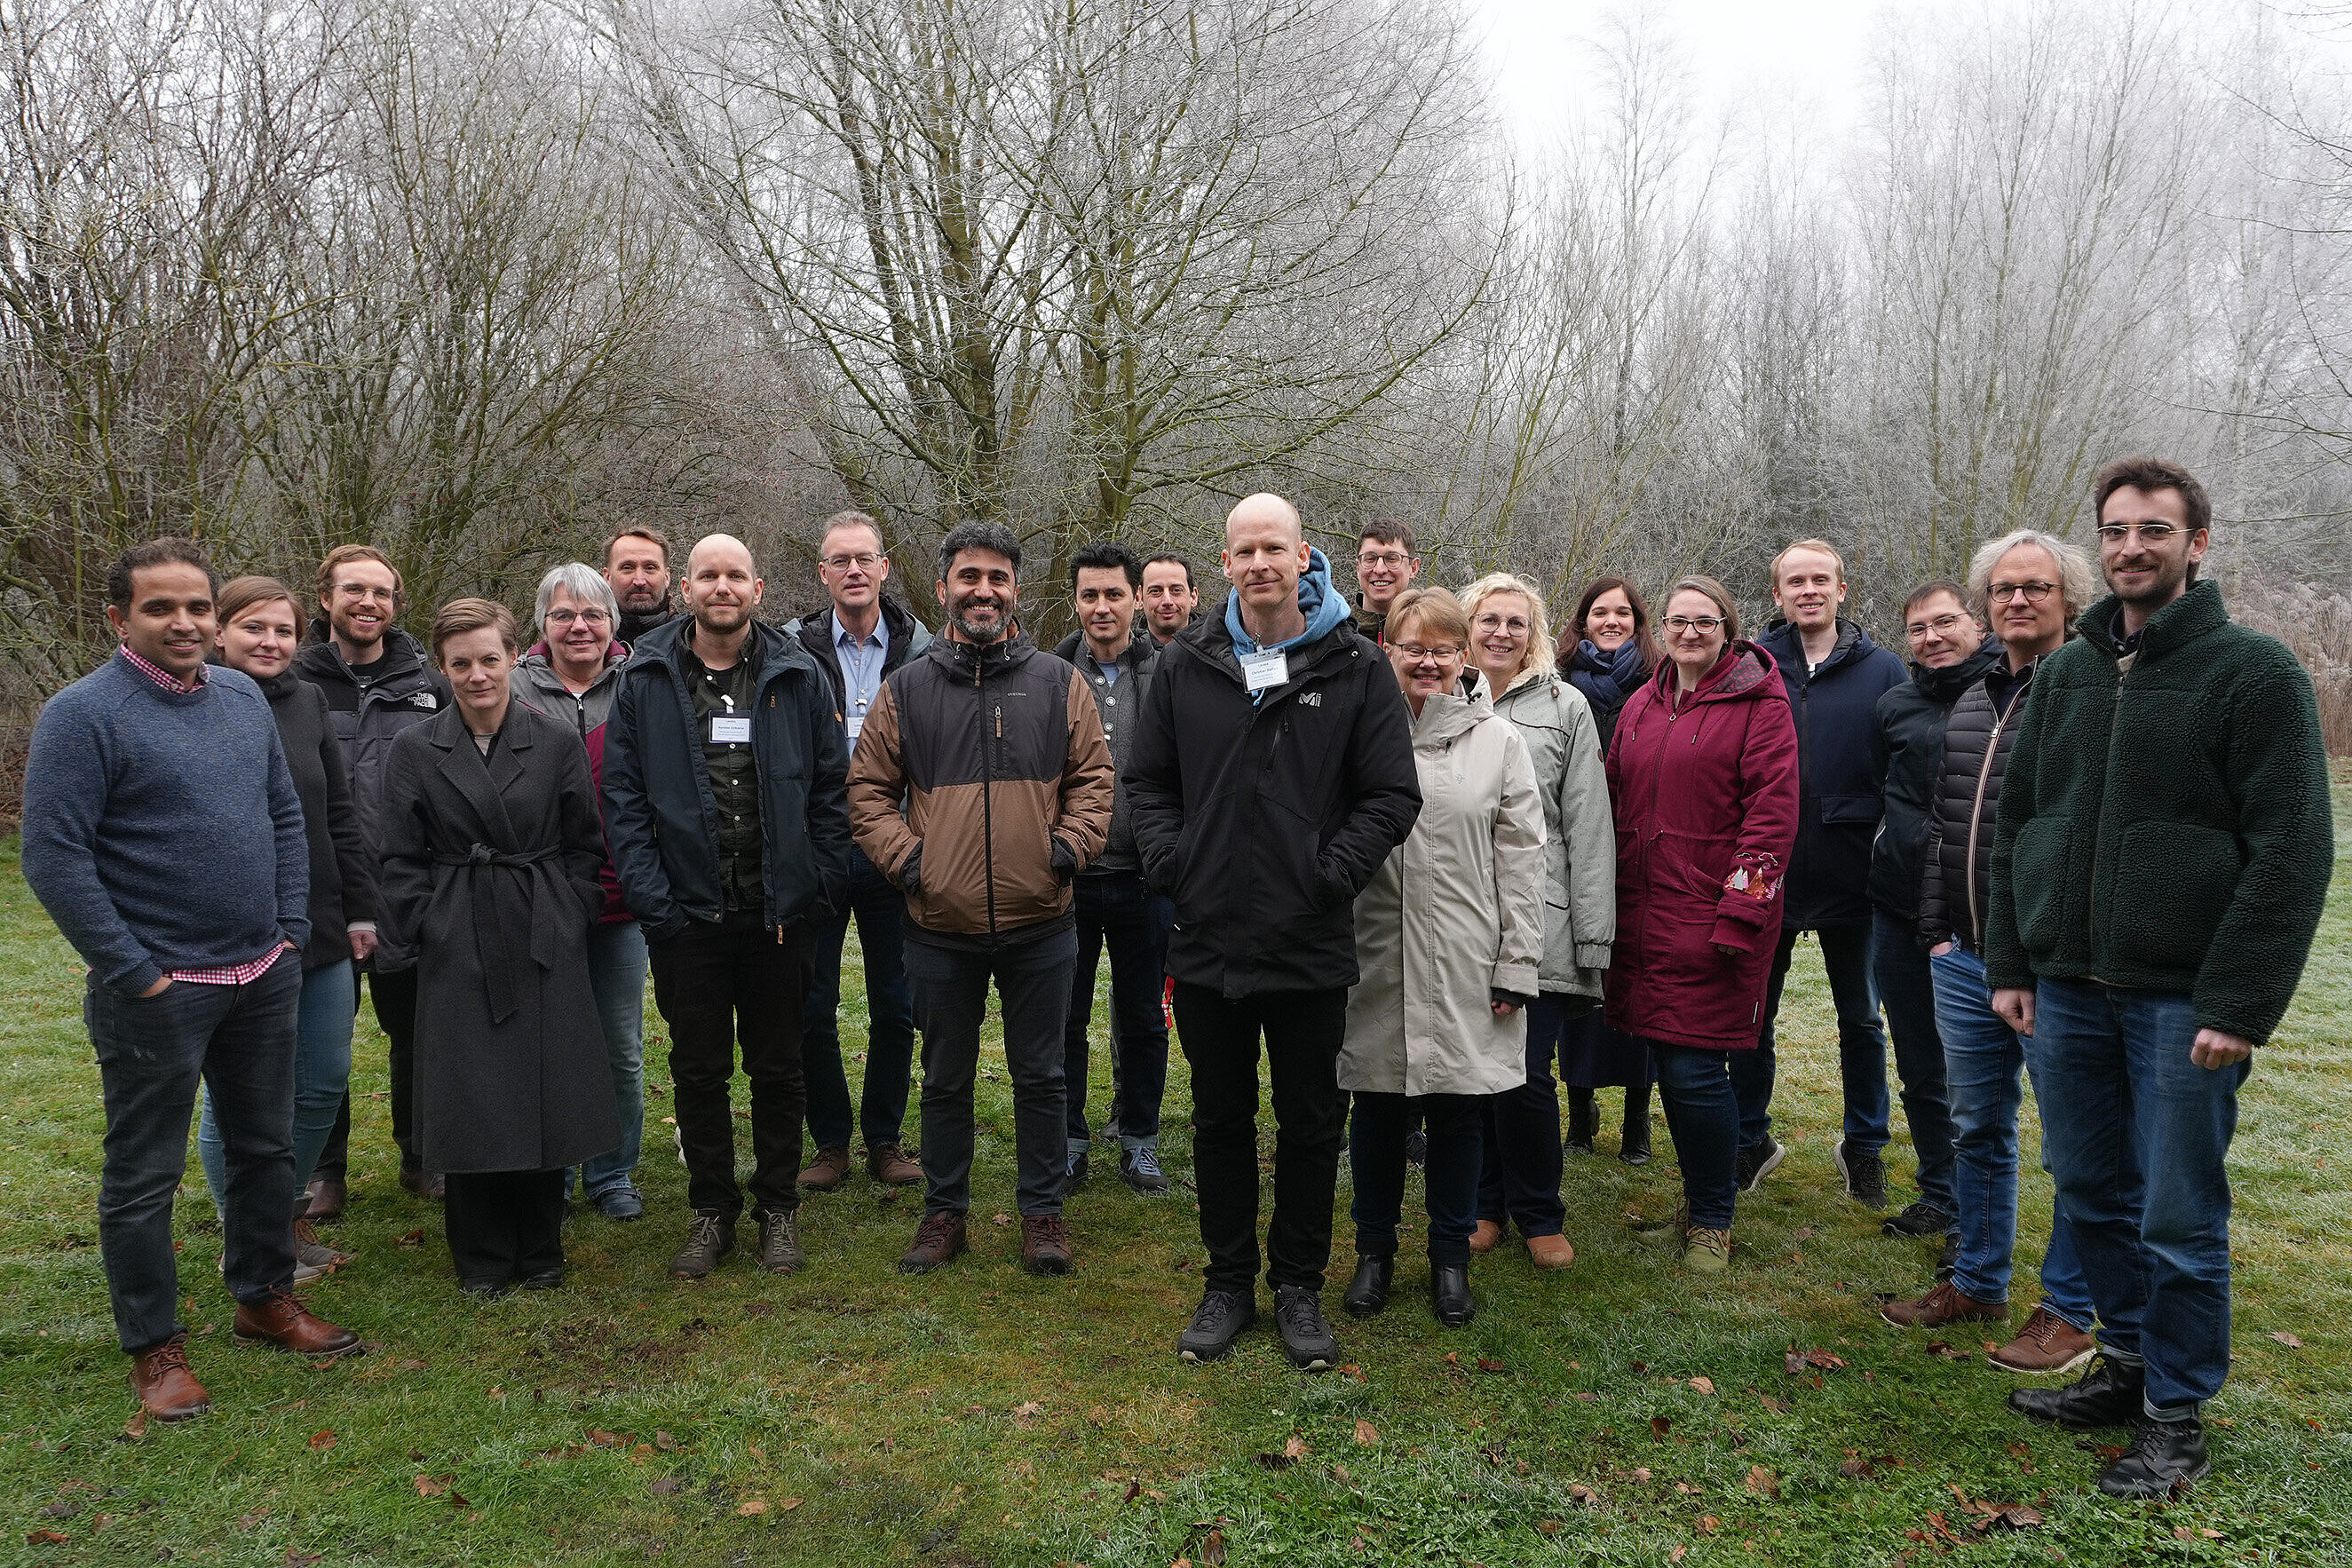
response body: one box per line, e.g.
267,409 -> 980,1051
118,643 -> 208,695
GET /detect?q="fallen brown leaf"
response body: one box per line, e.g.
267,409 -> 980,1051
307,1429 -> 337,1451
1201,1525 -> 1228,1564
1536,1517 -> 1564,1534
778,1499 -> 801,1512
283,1548 -> 323,1567
1353,1419 -> 1380,1446
1477,1357 -> 1507,1374
736,1499 -> 767,1517
1630,1468 -> 1651,1483
414,1475 -> 448,1499
1689,1376 -> 1715,1394
1970,1502 -> 2045,1532
992,1213 -> 1012,1227
1924,1341 -> 1972,1361
1567,1484 -> 1599,1507
26,1531 -> 69,1547
1284,1435 -> 1309,1459
1752,1389 -> 1792,1414
1650,1415 -> 1672,1438
1746,1465 -> 1779,1499
1839,1458 -> 1875,1479
1669,1544 -> 1688,1562
1121,1481 -> 1142,1504
649,1477 -> 682,1496
2270,1331 -> 2305,1350
1700,1516 -> 1720,1533
1012,1402 -> 1044,1417
655,1430 -> 679,1452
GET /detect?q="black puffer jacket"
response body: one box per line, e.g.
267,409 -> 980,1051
1918,656 -> 2039,951
1867,645 -> 2000,920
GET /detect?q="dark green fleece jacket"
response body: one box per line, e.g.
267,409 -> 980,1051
1984,581 -> 2332,1043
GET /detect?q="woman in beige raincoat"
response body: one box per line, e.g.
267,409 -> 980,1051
1338,589 -> 1545,1329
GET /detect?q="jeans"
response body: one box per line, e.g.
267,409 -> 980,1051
1173,983 -> 1350,1296
801,846 -> 918,1152
647,914 -> 814,1221
315,963 -> 422,1179
1476,992 -> 1569,1235
197,958 -> 356,1215
577,921 -> 649,1200
1062,871 -> 1175,1148
444,1168 -> 564,1286
1870,907 -> 1957,1213
904,927 -> 1078,1217
85,953 -> 302,1353
1651,1041 -> 1740,1231
1930,944 -> 2095,1326
1353,1091 -> 1485,1264
1733,923 -> 1887,1154
2026,976 -> 2245,1419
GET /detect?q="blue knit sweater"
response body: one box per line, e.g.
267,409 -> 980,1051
22,651 -> 310,994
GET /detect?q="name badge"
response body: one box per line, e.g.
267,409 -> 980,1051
845,714 -> 864,744
1240,649 -> 1287,691
709,716 -> 751,745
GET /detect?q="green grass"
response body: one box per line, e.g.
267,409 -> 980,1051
3,775 -> 2349,1565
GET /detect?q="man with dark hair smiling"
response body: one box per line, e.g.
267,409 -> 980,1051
606,527 -> 677,645
1986,457 -> 2332,1498
25,538 -> 361,1423
1351,522 -> 1420,644
1141,553 -> 1200,647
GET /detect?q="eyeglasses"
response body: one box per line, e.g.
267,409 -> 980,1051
1663,616 -> 1724,635
334,583 -> 396,603
2094,523 -> 2179,545
1395,643 -> 1463,661
821,552 -> 884,570
544,608 -> 610,628
1358,551 -> 1414,569
1986,581 -> 2056,604
1905,613 -> 1971,638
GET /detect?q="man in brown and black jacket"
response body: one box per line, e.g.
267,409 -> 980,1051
848,522 -> 1115,1278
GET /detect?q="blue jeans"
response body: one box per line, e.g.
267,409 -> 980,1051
198,957 -> 356,1219
1651,1041 -> 1740,1231
1350,1091 -> 1485,1264
88,954 -> 302,1352
2026,976 -> 2245,1419
1476,992 -> 1571,1236
1929,946 -> 2095,1326
1062,871 -> 1174,1148
905,928 -> 1078,1217
577,921 -> 649,1200
1734,923 -> 1887,1154
1870,907 -> 1957,1213
802,846 -> 918,1152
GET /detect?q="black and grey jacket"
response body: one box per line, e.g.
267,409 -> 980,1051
1918,656 -> 2039,953
1053,631 -> 1159,875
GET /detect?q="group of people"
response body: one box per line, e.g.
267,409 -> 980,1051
21,455 -> 2332,1503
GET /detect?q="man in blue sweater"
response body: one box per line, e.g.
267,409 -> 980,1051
22,539 -> 361,1424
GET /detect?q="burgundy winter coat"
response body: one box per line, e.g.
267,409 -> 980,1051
1603,642 -> 1800,1051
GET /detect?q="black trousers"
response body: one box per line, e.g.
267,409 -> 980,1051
444,1168 -> 564,1285
314,965 -> 423,1180
1172,983 -> 1349,1297
648,913 -> 813,1220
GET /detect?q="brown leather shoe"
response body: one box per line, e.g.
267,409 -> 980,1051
1469,1219 -> 1503,1255
303,1175 -> 347,1223
1880,1279 -> 2006,1329
1990,1305 -> 2098,1374
798,1146 -> 852,1192
129,1334 -> 210,1421
898,1209 -> 968,1274
866,1143 -> 923,1187
1021,1214 -> 1075,1276
1524,1232 -> 1576,1270
232,1288 -> 363,1359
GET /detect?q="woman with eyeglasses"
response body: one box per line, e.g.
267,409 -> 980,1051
1338,588 -> 1545,1327
1455,574 -> 1612,1271
1606,577 -> 1798,1272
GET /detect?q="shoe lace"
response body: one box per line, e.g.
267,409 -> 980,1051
147,1335 -> 192,1372
1193,1289 -> 1242,1327
688,1212 -> 726,1248
2019,1307 -> 2061,1348
1128,1146 -> 1163,1178
1688,1227 -> 1730,1255
914,1210 -> 960,1247
1027,1214 -> 1072,1249
1275,1288 -> 1327,1334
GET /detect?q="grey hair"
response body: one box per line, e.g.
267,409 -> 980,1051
1967,529 -> 2096,619
1458,572 -> 1556,677
535,561 -> 619,634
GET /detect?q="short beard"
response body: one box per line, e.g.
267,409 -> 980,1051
693,600 -> 750,637
949,593 -> 1008,645
2110,558 -> 2190,606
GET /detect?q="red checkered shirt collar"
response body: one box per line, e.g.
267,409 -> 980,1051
118,644 -> 208,695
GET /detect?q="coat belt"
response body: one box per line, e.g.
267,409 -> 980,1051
432,843 -> 564,1024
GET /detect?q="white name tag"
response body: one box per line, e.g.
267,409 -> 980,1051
1240,649 -> 1288,691
845,714 -> 864,744
709,716 -> 751,745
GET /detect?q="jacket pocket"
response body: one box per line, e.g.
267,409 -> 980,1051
2110,820 -> 2241,971
1818,794 -> 1883,826
2008,815 -> 2071,954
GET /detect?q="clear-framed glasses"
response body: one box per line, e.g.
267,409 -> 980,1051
1474,612 -> 1531,635
1905,612 -> 1971,639
1663,615 -> 1723,635
822,551 -> 884,571
2093,523 -> 2178,545
1358,550 -> 1413,569
1395,643 -> 1463,661
543,607 -> 610,628
1987,581 -> 2056,604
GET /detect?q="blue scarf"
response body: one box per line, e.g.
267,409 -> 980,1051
1567,637 -> 1646,714
1226,547 -> 1351,704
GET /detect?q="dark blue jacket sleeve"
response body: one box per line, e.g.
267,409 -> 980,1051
599,670 -> 682,937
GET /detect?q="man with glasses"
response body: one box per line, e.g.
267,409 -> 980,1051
1985,458 -> 2332,1498
295,544 -> 451,1215
1351,523 -> 1421,645
785,512 -> 930,1193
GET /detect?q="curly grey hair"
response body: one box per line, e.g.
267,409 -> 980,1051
1966,530 -> 2096,620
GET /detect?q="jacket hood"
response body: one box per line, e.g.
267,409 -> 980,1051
627,615 -> 818,686
1911,643 -> 2001,702
1652,640 -> 1780,704
1413,669 -> 1494,748
2078,579 -> 2229,658
1493,664 -> 1554,705
1224,547 -> 1351,654
923,630 -> 1037,679
1761,615 -> 1876,674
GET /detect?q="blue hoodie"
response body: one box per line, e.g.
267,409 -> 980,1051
1225,547 -> 1354,704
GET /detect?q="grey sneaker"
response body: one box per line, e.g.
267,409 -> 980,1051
1273,1286 -> 1337,1372
669,1210 -> 736,1279
756,1210 -> 806,1275
1120,1145 -> 1171,1194
1177,1290 -> 1255,1363
1835,1138 -> 1889,1210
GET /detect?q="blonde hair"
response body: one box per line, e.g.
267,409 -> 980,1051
1458,572 -> 1556,677
216,575 -> 300,628
430,598 -> 519,662
1384,585 -> 1469,646
1770,537 -> 1846,587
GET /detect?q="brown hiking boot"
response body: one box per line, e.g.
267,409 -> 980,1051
899,1210 -> 968,1275
866,1144 -> 923,1187
1990,1305 -> 2097,1375
798,1147 -> 851,1192
129,1334 -> 210,1421
1880,1279 -> 2006,1329
756,1210 -> 806,1275
1021,1214 -> 1075,1276
1524,1233 -> 1576,1270
669,1211 -> 736,1279
232,1288 -> 362,1358
303,1175 -> 346,1223
1469,1219 -> 1503,1255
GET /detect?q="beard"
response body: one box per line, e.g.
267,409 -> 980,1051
692,598 -> 752,636
948,590 -> 1009,644
2109,555 -> 2192,606
618,584 -> 665,611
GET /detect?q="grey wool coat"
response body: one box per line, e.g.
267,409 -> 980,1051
379,700 -> 619,1175
1489,667 -> 1616,999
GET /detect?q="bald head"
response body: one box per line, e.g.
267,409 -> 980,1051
1223,491 -> 1311,639
683,532 -> 763,641
1226,492 -> 1302,545
688,533 -> 755,576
